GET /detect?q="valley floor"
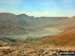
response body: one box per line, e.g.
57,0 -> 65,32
0,42 -> 75,56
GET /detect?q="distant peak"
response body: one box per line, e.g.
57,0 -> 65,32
19,14 -> 29,17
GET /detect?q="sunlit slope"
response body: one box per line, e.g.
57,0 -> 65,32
28,29 -> 75,46
54,16 -> 75,30
44,29 -> 75,46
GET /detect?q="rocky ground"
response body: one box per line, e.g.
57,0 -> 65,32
0,41 -> 75,56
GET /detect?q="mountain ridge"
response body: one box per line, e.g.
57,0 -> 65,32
0,13 -> 68,35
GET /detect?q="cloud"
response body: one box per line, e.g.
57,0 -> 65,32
0,0 -> 23,5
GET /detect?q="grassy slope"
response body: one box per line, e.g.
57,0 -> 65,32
43,29 -> 75,46
55,16 -> 75,30
27,29 -> 75,46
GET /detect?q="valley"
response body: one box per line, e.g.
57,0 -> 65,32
0,13 -> 75,56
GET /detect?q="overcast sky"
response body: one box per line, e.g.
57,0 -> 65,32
0,0 -> 75,17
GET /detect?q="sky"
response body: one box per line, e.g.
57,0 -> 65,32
0,0 -> 75,17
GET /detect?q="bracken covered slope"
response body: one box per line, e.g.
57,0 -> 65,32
44,29 -> 75,46
54,16 -> 75,30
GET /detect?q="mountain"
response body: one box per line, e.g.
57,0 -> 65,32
0,13 -> 75,46
0,36 -> 16,42
0,13 -> 68,35
0,13 -> 26,35
28,28 -> 75,46
0,23 -> 25,35
53,16 -> 75,30
26,16 -> 75,46
0,13 -> 21,24
41,29 -> 75,46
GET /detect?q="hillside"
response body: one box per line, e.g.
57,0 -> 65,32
27,28 -> 75,46
54,16 -> 75,30
43,29 -> 75,46
0,13 -> 68,35
0,22 -> 25,35
0,13 -> 68,27
0,13 -> 26,35
0,37 -> 16,42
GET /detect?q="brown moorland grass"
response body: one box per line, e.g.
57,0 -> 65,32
44,29 -> 75,46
